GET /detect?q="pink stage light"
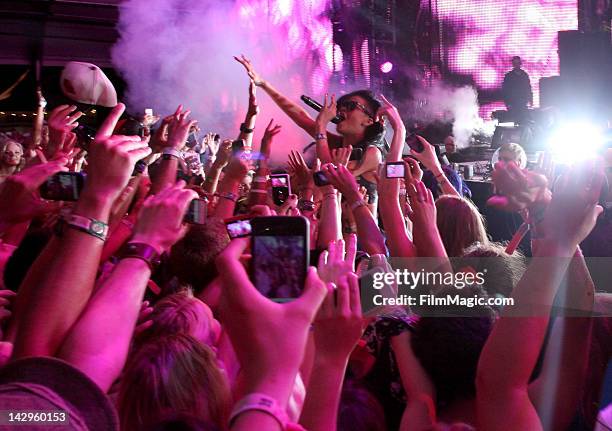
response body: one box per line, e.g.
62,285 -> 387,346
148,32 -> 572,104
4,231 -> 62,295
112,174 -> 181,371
380,61 -> 393,74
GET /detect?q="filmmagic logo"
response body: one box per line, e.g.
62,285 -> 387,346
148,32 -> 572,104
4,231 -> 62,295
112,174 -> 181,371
372,268 -> 487,290
371,293 -> 513,308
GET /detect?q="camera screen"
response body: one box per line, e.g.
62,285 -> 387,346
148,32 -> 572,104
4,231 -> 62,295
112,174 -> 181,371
386,163 -> 405,178
271,176 -> 288,187
43,174 -> 81,201
253,235 -> 305,300
226,219 -> 252,238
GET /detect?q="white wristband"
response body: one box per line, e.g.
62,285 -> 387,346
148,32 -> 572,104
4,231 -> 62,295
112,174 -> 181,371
229,393 -> 289,430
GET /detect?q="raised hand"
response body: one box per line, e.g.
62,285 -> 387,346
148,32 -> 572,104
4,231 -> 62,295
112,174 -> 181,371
487,161 -> 551,215
216,238 -> 328,401
83,103 -> 152,202
131,181 -> 198,253
317,234 -> 357,285
539,160 -> 604,247
322,163 -> 360,201
408,135 -> 441,172
234,54 -> 265,86
287,150 -> 316,192
331,145 -> 352,167
313,273 -> 364,361
377,94 -> 404,131
213,139 -> 233,169
47,105 -> 84,159
316,94 -> 337,127
403,157 -> 423,189
406,180 -> 436,228
261,119 -> 282,161
167,105 -> 197,150
0,157 -> 68,228
149,114 -> 174,153
247,80 -> 259,117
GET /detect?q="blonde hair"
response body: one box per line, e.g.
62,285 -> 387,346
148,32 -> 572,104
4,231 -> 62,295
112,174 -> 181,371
436,195 -> 488,257
499,142 -> 526,168
0,139 -> 25,170
119,333 -> 231,431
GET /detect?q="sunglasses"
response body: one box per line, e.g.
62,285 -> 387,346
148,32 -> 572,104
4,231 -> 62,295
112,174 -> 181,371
337,100 -> 374,119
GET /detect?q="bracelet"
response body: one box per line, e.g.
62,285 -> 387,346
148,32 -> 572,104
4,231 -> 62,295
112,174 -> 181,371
229,393 -> 289,430
315,132 -> 327,141
62,214 -> 109,241
254,175 -> 269,183
120,242 -> 161,270
298,199 -> 315,211
250,189 -> 267,194
215,191 -> 237,202
162,147 -> 182,159
240,123 -> 254,134
350,199 -> 367,211
434,171 -> 446,182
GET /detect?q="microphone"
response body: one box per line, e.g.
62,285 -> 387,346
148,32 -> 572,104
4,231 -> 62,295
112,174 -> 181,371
300,95 -> 343,124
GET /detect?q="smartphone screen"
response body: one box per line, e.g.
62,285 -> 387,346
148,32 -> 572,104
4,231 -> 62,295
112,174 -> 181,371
270,174 -> 291,206
40,172 -> 84,201
251,216 -> 309,301
184,198 -> 207,224
225,217 -> 252,238
386,162 -> 405,178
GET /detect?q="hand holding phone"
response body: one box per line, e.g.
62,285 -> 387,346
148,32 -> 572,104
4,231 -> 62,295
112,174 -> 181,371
271,173 -> 291,206
313,171 -> 330,187
40,172 -> 85,201
406,133 -> 424,153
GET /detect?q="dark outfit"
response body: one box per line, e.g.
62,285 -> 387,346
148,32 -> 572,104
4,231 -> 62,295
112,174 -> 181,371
502,68 -> 533,123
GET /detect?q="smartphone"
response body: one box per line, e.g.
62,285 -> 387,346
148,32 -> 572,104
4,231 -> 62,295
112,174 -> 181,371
349,147 -> 364,161
313,171 -> 330,187
74,124 -> 97,151
225,215 -> 253,238
40,172 -> 85,201
270,173 -> 291,206
184,198 -> 207,224
251,216 -> 310,301
386,161 -> 405,178
232,139 -> 245,155
406,133 -> 424,153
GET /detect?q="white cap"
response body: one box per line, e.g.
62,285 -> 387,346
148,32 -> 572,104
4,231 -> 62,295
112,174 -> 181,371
60,62 -> 117,107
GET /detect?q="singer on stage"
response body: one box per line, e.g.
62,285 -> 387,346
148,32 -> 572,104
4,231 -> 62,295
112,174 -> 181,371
235,55 -> 393,208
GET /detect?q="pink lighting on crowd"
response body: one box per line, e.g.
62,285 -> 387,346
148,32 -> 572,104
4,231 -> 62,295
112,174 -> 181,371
380,61 -> 393,73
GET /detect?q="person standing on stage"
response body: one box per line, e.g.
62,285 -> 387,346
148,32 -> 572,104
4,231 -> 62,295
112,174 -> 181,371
502,56 -> 533,123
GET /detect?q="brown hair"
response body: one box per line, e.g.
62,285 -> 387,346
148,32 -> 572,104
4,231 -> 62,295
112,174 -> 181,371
167,219 -> 229,293
119,333 -> 231,431
135,289 -> 214,347
435,195 -> 488,257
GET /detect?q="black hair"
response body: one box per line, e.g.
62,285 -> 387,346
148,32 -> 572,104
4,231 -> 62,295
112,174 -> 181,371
337,90 -> 388,155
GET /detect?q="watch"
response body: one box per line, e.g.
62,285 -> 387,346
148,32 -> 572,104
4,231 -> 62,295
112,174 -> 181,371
62,214 -> 109,241
120,242 -> 162,270
162,147 -> 182,160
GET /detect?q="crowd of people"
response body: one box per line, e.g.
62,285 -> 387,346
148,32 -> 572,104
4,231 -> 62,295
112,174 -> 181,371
0,54 -> 610,431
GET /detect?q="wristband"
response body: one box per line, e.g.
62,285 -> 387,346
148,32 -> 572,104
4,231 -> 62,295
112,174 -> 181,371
240,123 -> 254,134
298,199 -> 315,212
120,242 -> 162,270
250,189 -> 267,194
215,191 -> 237,202
62,214 -> 109,241
315,132 -> 327,141
350,199 -> 367,211
254,175 -> 269,183
162,147 -> 182,159
229,393 -> 289,430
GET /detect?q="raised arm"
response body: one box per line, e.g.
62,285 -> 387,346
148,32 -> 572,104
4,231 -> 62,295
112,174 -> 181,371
476,162 -> 603,431
391,331 -> 437,431
410,136 -> 460,197
58,182 -> 196,392
324,163 -> 386,255
11,103 -> 152,359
